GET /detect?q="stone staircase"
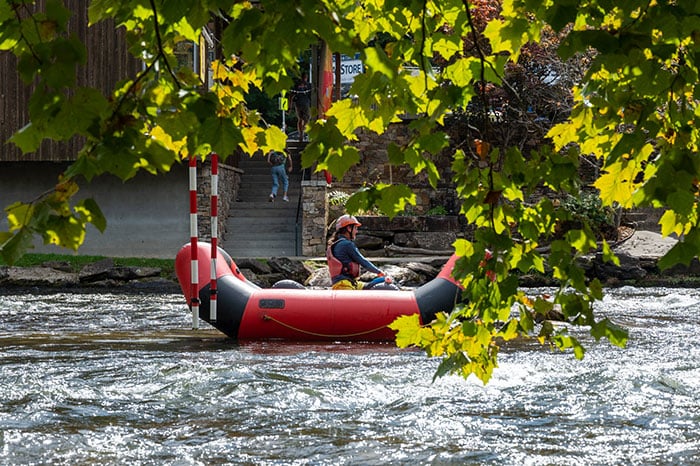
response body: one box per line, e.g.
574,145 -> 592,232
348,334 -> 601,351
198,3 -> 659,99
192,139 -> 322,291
620,207 -> 664,232
222,142 -> 305,258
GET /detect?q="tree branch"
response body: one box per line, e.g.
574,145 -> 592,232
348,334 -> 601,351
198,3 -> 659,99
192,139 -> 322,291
149,0 -> 182,89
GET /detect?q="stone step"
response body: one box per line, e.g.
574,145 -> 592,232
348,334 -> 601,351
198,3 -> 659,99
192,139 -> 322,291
227,217 -> 298,233
239,172 -> 304,181
222,143 -> 304,257
237,184 -> 302,197
234,194 -> 301,204
230,200 -> 299,213
225,239 -> 300,258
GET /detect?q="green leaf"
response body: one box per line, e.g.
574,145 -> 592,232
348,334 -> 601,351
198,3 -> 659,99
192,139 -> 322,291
401,146 -> 440,188
46,0 -> 72,31
572,338 -> 585,360
43,36 -> 86,88
432,352 -> 472,382
543,0 -> 579,31
62,87 -> 109,135
499,319 -> 520,341
263,126 -> 288,153
658,210 -> 683,238
519,306 -> 535,334
363,45 -> 396,79
416,131 -> 449,154
345,184 -> 416,219
65,153 -> 103,182
327,99 -> 367,138
77,198 -> 106,233
589,278 -> 604,301
43,215 -> 85,250
559,30 -> 619,60
0,232 -> 12,245
444,57 -> 480,87
483,16 -> 531,60
433,32 -> 462,62
591,318 -> 628,348
0,1 -> 14,22
158,0 -> 190,26
553,333 -> 586,359
601,240 -> 619,266
200,117 -> 244,156
388,314 -> 422,347
667,190 -> 695,217
5,202 -> 33,231
564,229 -> 596,253
658,238 -> 699,269
9,123 -> 43,153
315,146 -> 361,180
593,161 -> 639,208
0,229 -> 35,265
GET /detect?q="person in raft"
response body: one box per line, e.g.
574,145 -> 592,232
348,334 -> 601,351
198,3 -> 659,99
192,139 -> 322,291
326,214 -> 386,290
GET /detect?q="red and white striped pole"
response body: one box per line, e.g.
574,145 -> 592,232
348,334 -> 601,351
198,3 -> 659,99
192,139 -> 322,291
209,153 -> 219,322
189,155 -> 200,329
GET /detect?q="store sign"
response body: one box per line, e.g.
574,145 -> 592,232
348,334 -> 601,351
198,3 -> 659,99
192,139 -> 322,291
333,59 -> 364,84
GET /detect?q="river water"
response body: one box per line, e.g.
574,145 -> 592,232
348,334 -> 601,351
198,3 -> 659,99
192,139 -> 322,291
0,287 -> 698,465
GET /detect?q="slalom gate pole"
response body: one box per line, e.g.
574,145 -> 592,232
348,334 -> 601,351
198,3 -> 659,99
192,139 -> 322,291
189,155 -> 200,329
209,153 -> 218,322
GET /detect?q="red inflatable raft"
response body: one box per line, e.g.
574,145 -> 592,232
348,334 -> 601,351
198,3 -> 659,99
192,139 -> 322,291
175,243 -> 463,342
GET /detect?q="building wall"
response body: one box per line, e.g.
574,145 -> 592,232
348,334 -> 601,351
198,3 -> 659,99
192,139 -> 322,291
0,162 -> 190,259
0,4 -> 199,259
0,1 -> 141,162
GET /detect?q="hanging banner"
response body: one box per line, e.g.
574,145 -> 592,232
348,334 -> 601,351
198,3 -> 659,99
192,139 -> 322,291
318,42 -> 334,184
319,42 -> 333,117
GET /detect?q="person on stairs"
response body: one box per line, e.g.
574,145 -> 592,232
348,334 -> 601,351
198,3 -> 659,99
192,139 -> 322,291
267,150 -> 292,202
290,71 -> 312,141
327,214 -> 386,290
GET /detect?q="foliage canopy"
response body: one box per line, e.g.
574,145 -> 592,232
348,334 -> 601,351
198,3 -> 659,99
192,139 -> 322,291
4,0 -> 700,382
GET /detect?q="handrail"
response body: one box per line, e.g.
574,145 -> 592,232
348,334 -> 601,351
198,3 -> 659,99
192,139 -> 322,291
292,142 -> 308,256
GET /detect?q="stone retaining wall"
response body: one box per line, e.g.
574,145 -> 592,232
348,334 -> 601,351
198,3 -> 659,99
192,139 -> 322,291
301,180 -> 329,256
353,215 -> 469,256
195,159 -> 243,243
333,123 -> 458,215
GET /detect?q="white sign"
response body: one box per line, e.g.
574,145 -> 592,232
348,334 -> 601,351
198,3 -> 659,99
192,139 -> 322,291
333,59 -> 364,84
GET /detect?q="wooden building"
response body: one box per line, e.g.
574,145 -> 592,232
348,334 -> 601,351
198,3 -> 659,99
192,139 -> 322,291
1,1 -> 142,162
0,2 -> 194,258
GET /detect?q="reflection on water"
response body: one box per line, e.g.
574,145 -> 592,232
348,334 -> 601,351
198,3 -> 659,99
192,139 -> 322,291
1,288 -> 699,465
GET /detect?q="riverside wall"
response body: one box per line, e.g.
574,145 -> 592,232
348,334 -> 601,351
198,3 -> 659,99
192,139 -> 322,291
0,162 -> 190,259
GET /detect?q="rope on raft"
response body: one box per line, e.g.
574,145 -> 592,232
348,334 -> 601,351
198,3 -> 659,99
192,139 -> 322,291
262,315 -> 389,338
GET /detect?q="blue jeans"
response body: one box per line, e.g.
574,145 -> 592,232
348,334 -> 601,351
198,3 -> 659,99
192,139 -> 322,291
270,164 -> 289,196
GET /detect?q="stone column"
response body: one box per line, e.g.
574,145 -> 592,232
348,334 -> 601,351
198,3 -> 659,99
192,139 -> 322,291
301,180 -> 328,256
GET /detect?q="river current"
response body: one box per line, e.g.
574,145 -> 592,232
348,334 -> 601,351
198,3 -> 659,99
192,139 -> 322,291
0,287 -> 698,465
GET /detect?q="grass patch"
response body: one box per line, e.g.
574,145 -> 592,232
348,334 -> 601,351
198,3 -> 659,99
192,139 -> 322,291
1,253 -> 175,278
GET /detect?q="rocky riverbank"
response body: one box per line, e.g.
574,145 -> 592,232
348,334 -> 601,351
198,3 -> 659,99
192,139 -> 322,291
2,231 -> 699,292
0,257 -> 181,293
